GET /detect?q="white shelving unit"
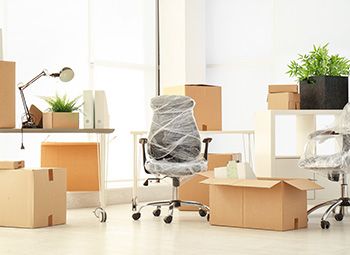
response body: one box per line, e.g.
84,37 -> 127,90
254,110 -> 342,201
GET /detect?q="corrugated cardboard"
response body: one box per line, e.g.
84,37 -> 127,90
0,160 -> 24,169
29,105 -> 43,128
268,85 -> 298,93
0,61 -> 15,128
162,84 -> 222,131
179,153 -> 241,211
41,142 -> 99,191
43,112 -> 79,129
202,177 -> 323,231
268,93 -> 300,110
0,168 -> 66,228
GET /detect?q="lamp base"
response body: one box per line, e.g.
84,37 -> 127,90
21,121 -> 37,129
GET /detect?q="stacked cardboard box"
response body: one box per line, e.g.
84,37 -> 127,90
179,153 -> 241,211
162,84 -> 222,131
0,61 -> 15,128
268,85 -> 300,110
0,168 -> 66,228
41,142 -> 99,191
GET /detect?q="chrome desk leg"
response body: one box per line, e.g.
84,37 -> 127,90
132,133 -> 139,211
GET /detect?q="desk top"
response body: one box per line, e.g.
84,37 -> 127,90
0,128 -> 115,134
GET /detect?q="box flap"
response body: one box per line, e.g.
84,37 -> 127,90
284,179 -> 323,191
197,171 -> 214,178
201,178 -> 280,188
185,84 -> 220,88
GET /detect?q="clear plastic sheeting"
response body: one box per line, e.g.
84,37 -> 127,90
298,103 -> 350,177
145,95 -> 207,176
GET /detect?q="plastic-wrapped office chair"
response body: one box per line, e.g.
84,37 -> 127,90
132,95 -> 212,224
299,103 -> 350,229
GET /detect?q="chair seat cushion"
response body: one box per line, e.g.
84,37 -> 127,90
298,152 -> 348,170
145,158 -> 207,176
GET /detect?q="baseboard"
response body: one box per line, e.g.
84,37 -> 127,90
67,184 -> 172,209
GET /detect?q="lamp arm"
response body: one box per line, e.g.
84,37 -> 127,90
18,70 -> 48,128
19,88 -> 31,123
18,70 -> 47,90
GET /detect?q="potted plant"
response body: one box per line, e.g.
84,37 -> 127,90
287,44 -> 350,109
41,94 -> 82,129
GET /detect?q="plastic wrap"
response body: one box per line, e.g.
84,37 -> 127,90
298,103 -> 350,177
145,95 -> 207,176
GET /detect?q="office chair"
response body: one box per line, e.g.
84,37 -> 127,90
132,95 -> 212,224
299,103 -> 350,229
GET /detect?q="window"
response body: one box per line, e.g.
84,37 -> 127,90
2,0 -> 156,186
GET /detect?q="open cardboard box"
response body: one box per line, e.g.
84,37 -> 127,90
179,153 -> 241,211
202,177 -> 323,231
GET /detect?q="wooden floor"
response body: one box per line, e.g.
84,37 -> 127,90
0,204 -> 349,255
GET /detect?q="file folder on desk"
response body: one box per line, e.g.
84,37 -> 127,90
94,90 -> 109,128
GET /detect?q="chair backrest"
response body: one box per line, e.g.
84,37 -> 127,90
147,95 -> 201,162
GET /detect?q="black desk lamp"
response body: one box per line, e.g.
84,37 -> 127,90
18,67 -> 74,128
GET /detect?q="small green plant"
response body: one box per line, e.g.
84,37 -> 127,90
41,94 -> 82,112
287,43 -> 350,82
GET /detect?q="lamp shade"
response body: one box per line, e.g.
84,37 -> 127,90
59,67 -> 74,82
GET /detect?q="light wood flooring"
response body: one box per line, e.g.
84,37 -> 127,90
0,204 -> 349,255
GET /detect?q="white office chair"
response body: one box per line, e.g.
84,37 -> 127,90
299,103 -> 350,229
132,95 -> 212,224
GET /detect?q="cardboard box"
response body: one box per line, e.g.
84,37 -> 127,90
268,85 -> 298,93
202,177 -> 323,231
162,84 -> 222,131
41,142 -> 99,191
268,93 -> 300,110
0,160 -> 24,169
0,168 -> 66,228
0,61 -> 15,128
179,153 -> 241,211
43,112 -> 79,129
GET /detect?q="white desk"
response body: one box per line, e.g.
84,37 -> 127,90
131,130 -> 254,210
255,110 -> 342,201
0,128 -> 115,222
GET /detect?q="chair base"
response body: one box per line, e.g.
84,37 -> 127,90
308,173 -> 349,229
132,199 -> 210,224
308,198 -> 350,229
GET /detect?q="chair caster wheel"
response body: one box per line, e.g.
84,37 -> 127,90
335,213 -> 344,221
207,213 -> 210,222
321,220 -> 330,229
199,209 -> 207,217
93,207 -> 107,223
163,215 -> 173,224
153,208 -> 161,217
132,212 -> 141,221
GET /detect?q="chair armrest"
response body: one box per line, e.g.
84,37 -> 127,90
139,138 -> 151,174
202,138 -> 212,160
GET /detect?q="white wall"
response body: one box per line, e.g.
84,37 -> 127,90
206,0 -> 350,130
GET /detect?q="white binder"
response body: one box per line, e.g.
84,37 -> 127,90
94,90 -> 109,128
83,90 -> 94,128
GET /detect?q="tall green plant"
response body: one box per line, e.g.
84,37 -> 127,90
287,43 -> 350,82
41,94 -> 82,112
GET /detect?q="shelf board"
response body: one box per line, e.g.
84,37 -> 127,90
0,128 -> 115,134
